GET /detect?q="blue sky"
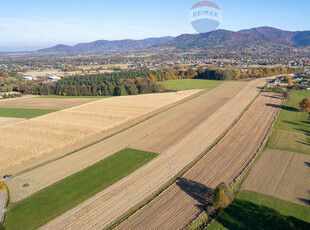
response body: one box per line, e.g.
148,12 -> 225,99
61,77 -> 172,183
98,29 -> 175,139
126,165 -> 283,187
0,0 -> 309,51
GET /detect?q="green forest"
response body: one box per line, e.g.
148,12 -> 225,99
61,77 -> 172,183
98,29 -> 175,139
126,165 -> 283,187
2,66 -> 303,97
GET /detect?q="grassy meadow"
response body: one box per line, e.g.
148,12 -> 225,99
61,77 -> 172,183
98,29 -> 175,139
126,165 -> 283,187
4,148 -> 157,230
208,191 -> 310,230
268,90 -> 310,154
0,108 -> 57,119
161,79 -> 223,90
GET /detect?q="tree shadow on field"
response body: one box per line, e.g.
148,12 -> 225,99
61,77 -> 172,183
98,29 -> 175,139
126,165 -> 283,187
266,103 -> 300,112
216,200 -> 310,230
176,178 -> 214,210
283,120 -> 301,126
297,197 -> 310,206
262,94 -> 283,99
301,121 -> 310,125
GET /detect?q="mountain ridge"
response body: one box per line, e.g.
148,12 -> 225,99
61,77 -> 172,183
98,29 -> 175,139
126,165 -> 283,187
38,27 -> 310,54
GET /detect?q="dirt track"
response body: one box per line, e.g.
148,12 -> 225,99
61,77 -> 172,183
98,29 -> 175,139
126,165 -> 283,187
117,93 -> 283,230
40,79 -> 268,230
241,149 -> 310,207
6,82 -> 243,202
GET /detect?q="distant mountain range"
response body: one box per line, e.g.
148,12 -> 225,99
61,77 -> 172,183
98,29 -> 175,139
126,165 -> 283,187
153,27 -> 310,51
38,27 -> 310,55
38,37 -> 175,54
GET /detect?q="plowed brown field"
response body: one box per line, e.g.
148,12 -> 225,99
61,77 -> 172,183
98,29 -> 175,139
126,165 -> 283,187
40,79 -> 268,230
130,97 -> 227,153
0,90 -> 199,172
117,93 -> 283,230
7,82 -> 246,203
241,149 -> 310,206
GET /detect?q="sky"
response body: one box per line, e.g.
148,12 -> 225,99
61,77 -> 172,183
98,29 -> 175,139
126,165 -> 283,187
0,0 -> 309,52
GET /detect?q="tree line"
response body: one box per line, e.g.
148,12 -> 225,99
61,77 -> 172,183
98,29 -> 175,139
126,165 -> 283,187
15,66 -> 303,96
18,71 -> 166,96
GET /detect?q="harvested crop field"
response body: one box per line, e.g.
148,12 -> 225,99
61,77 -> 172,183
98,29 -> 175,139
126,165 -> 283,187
117,93 -> 283,230
39,79 -> 269,230
6,82 -> 246,203
0,90 -> 199,172
0,117 -> 26,128
0,96 -> 101,110
5,149 -> 157,230
241,149 -> 310,206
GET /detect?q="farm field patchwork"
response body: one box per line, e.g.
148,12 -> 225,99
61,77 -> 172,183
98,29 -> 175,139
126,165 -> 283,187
208,190 -> 310,230
4,148 -> 157,230
161,79 -> 223,90
241,149 -> 310,206
130,97 -> 228,153
40,79 -> 268,230
268,90 -> 310,154
0,90 -> 198,171
118,92 -> 283,230
6,82 -> 244,203
0,108 -> 57,118
0,96 -> 102,110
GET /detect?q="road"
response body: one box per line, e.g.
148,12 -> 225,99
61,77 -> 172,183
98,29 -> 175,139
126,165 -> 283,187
0,191 -> 6,221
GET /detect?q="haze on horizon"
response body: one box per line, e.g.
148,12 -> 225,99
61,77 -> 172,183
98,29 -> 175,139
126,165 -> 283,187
0,0 -> 309,52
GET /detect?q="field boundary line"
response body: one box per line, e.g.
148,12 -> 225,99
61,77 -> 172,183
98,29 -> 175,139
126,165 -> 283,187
230,93 -> 284,190
187,91 -> 284,230
106,83 -> 262,230
9,89 -> 207,178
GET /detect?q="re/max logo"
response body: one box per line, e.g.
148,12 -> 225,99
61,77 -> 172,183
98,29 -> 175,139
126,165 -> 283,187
193,10 -> 219,17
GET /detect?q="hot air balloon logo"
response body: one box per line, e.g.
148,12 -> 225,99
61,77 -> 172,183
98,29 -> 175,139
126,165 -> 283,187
189,1 -> 222,34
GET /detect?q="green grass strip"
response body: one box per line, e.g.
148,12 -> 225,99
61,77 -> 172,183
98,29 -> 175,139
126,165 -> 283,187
161,79 -> 223,90
0,108 -> 57,119
208,191 -> 310,230
4,148 -> 157,230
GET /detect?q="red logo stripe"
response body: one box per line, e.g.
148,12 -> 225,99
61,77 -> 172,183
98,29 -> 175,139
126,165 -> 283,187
191,1 -> 220,10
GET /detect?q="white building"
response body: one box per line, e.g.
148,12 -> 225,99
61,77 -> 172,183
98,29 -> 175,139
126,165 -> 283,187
23,75 -> 38,81
47,75 -> 62,81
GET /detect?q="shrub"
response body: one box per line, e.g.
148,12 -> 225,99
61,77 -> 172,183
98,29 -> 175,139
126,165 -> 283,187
0,222 -> 5,230
300,98 -> 310,119
0,182 -> 6,191
212,182 -> 234,211
262,86 -> 285,93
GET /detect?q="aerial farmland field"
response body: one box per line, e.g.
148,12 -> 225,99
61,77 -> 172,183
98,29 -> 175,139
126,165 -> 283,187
208,190 -> 310,230
0,108 -> 57,118
0,95 -> 102,110
161,79 -> 223,90
241,149 -> 310,206
117,92 -> 283,230
39,79 -> 268,230
0,117 -> 26,128
4,148 -> 157,230
0,90 -> 199,171
268,90 -> 310,155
